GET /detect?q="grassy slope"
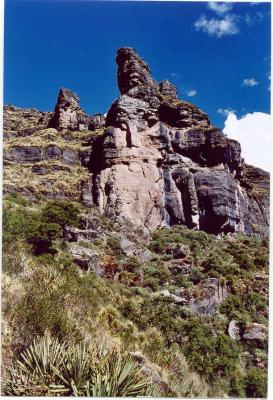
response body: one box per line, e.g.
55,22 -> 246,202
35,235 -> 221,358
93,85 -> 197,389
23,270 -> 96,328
2,194 -> 268,398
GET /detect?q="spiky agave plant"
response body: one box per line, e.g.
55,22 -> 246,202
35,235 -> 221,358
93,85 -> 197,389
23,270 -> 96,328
2,336 -> 68,395
89,350 -> 152,397
2,336 -> 160,397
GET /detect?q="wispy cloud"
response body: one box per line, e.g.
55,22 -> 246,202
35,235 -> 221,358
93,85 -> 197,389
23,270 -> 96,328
242,78 -> 259,87
208,2 -> 233,15
244,12 -> 264,26
186,89 -> 197,97
170,72 -> 181,80
217,108 -> 236,117
194,14 -> 239,38
195,2 -> 264,39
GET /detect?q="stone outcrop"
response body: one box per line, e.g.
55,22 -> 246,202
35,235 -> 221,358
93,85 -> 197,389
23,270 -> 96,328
3,105 -> 52,138
228,320 -> 241,340
49,88 -> 90,131
3,47 -> 270,236
90,47 -> 269,235
89,113 -> 105,131
68,243 -> 102,274
242,323 -> 267,342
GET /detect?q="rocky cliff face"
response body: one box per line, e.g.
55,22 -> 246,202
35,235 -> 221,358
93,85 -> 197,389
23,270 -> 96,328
90,47 -> 269,235
3,47 -> 269,235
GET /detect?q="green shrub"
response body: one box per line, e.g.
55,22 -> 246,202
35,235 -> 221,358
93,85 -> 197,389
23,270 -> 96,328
220,295 -> 245,320
229,373 -> 246,397
41,200 -> 80,236
4,192 -> 30,207
25,221 -> 61,254
244,367 -> 267,398
107,236 -> 122,256
182,320 -> 239,381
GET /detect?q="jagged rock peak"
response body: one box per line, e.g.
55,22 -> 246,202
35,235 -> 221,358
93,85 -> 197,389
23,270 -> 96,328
91,47 -> 269,236
159,80 -> 178,99
57,87 -> 80,108
116,47 -> 158,95
49,88 -> 90,132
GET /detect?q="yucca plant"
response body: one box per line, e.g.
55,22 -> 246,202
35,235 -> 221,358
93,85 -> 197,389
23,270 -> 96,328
89,351 -> 152,397
2,336 -> 67,395
2,336 -> 160,397
51,342 -> 91,396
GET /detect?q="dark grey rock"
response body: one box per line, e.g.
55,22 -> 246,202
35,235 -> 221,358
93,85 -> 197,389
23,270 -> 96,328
63,148 -> 80,164
68,244 -> 102,274
46,145 -> 62,160
4,146 -> 43,163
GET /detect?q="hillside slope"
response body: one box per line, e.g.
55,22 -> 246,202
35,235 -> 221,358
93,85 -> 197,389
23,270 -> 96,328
2,48 -> 269,398
2,193 -> 269,397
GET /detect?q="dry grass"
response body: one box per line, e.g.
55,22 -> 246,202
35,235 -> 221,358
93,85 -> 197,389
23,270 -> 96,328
3,162 -> 91,200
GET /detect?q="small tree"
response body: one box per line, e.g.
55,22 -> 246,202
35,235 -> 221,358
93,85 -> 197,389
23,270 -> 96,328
244,367 -> 267,398
41,200 -> 80,237
26,221 -> 61,255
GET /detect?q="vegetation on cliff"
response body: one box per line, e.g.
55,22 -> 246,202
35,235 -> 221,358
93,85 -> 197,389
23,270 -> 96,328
2,194 -> 268,397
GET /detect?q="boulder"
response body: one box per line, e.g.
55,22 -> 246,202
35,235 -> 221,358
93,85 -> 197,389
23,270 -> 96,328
243,323 -> 267,341
159,289 -> 187,304
228,320 -> 241,340
4,146 -> 43,163
165,243 -> 191,259
189,278 -> 229,316
68,244 -> 102,275
120,237 -> 153,263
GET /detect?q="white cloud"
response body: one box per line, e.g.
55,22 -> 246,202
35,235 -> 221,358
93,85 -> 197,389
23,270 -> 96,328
194,14 -> 239,38
223,112 -> 271,171
217,108 -> 236,117
244,12 -> 264,26
186,89 -> 197,97
242,78 -> 259,87
208,2 -> 233,15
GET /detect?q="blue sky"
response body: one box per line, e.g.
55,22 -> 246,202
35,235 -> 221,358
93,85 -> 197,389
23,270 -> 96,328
4,1 -> 271,130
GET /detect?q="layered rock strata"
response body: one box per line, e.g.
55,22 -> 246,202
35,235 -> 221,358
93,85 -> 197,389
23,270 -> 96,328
90,47 -> 269,235
3,47 -> 269,235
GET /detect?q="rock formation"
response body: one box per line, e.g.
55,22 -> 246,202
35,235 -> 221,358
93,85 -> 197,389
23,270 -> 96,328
49,88 -> 90,131
90,47 -> 269,235
3,47 -> 269,236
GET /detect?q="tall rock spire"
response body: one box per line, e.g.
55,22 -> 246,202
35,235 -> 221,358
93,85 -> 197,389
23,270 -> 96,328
90,47 -> 269,235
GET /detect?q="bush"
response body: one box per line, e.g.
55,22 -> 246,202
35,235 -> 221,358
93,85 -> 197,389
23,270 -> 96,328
220,295 -> 245,320
25,221 -> 61,254
41,200 -> 80,236
4,192 -> 29,207
107,236 -> 122,256
244,367 -> 267,398
229,373 -> 246,397
182,320 -> 239,381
